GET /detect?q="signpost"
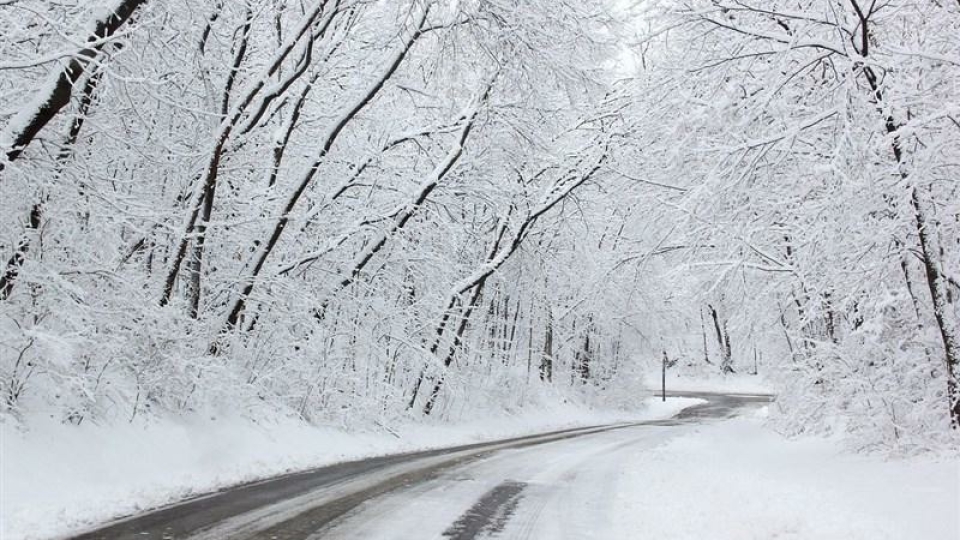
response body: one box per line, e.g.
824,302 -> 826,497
661,351 -> 667,402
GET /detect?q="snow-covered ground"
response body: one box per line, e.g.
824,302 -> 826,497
645,371 -> 773,395
322,406 -> 959,540
0,397 -> 697,540
5,396 -> 956,540
610,409 -> 959,540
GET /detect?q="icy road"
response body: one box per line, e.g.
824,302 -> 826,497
70,393 -> 769,540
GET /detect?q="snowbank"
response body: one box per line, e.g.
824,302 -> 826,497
610,409 -> 959,540
0,397 -> 699,540
645,371 -> 773,394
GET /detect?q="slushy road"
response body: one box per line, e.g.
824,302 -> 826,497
70,392 -> 771,540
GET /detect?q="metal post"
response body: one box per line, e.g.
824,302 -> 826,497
661,352 -> 666,402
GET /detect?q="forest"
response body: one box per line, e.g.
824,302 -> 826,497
1,0 -> 958,453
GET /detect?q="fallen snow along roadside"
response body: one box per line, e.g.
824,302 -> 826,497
610,410 -> 960,540
0,397 -> 701,540
644,372 -> 773,395
274,403 -> 954,540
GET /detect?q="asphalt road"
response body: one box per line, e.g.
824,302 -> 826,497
67,392 -> 771,540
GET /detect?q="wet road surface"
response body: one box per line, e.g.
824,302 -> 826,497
68,392 -> 771,540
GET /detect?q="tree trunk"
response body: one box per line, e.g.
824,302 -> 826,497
911,187 -> 960,428
540,310 -> 554,382
409,219 -> 509,412
1,64 -> 104,301
423,278 -> 488,415
700,306 -> 712,365
708,304 -> 733,372
159,0 -> 340,308
0,204 -> 42,300
577,330 -> 592,383
849,1 -> 959,428
185,8 -> 254,319
0,0 -> 148,172
721,320 -> 734,373
217,5 -> 430,333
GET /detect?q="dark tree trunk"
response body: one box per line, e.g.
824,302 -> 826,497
540,310 -> 554,382
1,0 -> 148,172
576,321 -> 592,383
721,321 -> 734,374
1,64 -> 105,301
709,304 -> 733,372
900,255 -> 924,322
217,8 -> 430,333
700,306 -> 712,365
185,9 -> 253,319
911,187 -> 960,428
423,278 -> 488,415
849,0 -> 960,427
0,204 -> 42,300
410,219 -> 508,412
159,0 -> 341,310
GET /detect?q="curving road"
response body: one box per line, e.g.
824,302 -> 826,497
69,392 -> 771,540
